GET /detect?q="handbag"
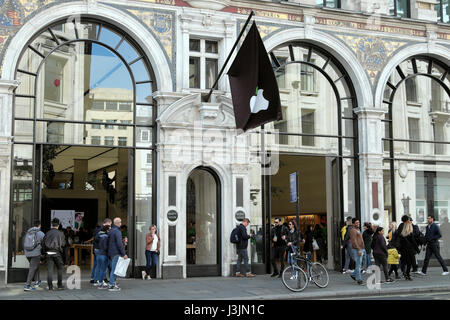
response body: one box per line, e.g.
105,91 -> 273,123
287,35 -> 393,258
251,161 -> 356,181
114,256 -> 131,277
312,239 -> 319,251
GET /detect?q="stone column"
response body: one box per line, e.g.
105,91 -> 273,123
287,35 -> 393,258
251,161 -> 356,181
0,80 -> 19,285
354,107 -> 388,229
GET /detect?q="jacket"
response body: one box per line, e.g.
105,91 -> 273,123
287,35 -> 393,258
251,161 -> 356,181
24,227 -> 45,258
304,230 -> 313,253
372,233 -> 388,257
92,226 -> 102,250
362,229 -> 373,254
107,225 -> 126,258
286,229 -> 302,248
146,233 -> 161,251
425,223 -> 442,244
236,224 -> 251,250
94,231 -> 109,256
43,228 -> 66,255
349,227 -> 364,250
399,232 -> 419,256
387,248 -> 401,265
271,225 -> 288,247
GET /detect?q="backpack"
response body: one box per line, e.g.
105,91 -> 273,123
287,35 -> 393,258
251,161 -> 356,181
23,229 -> 39,251
230,227 -> 241,244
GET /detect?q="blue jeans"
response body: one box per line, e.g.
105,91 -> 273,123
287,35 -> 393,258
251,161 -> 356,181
94,254 -> 108,283
236,249 -> 250,274
287,245 -> 298,265
351,248 -> 365,281
344,245 -> 352,270
109,255 -> 120,286
363,251 -> 371,270
145,250 -> 159,275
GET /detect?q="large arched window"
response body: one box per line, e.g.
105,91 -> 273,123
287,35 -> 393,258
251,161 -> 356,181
382,56 -> 450,240
10,18 -> 157,275
247,42 -> 359,270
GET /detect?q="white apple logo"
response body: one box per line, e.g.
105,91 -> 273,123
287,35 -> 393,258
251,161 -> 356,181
250,87 -> 269,114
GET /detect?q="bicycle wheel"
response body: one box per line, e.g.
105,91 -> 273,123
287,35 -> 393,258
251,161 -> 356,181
281,265 -> 308,292
310,262 -> 329,288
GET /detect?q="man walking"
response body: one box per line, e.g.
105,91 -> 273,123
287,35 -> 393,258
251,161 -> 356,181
342,216 -> 354,274
270,218 -> 287,278
23,220 -> 45,291
236,218 -> 255,278
108,217 -> 128,291
43,218 -> 66,290
89,218 -> 112,284
349,218 -> 365,285
418,215 -> 449,276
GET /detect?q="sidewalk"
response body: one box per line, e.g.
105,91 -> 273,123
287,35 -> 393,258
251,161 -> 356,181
1,267 -> 450,300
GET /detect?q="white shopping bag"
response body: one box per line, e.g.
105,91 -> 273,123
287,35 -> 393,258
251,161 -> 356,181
114,257 -> 131,277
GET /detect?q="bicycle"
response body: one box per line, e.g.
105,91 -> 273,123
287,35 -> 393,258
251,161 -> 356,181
282,250 -> 329,292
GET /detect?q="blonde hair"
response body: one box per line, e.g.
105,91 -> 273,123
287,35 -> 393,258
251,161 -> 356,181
401,221 -> 412,237
390,221 -> 397,231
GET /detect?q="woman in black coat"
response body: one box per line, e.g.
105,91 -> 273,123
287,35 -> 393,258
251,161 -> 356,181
286,220 -> 303,265
371,227 -> 392,283
398,220 -> 419,280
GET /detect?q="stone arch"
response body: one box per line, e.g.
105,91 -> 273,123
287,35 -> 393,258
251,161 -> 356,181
263,28 -> 373,108
1,1 -> 172,92
374,43 -> 450,108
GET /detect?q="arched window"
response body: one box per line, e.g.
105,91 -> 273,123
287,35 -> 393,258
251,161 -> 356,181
382,57 -> 450,229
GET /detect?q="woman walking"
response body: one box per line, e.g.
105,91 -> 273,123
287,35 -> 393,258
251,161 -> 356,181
371,226 -> 393,283
94,224 -> 110,289
143,225 -> 160,280
362,222 -> 373,272
398,219 -> 419,280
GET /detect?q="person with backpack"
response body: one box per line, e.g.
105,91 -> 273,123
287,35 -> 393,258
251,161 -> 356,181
43,218 -> 66,290
418,215 -> 449,276
94,224 -> 110,289
234,218 -> 255,278
342,216 -> 354,274
23,220 -> 45,291
270,218 -> 288,278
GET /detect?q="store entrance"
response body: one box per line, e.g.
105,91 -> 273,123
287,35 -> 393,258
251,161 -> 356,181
186,167 -> 221,277
270,155 -> 329,264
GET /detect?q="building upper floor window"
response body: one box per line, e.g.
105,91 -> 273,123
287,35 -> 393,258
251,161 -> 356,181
388,0 -> 411,18
302,109 -> 315,146
44,56 -> 66,103
405,78 -> 417,103
189,39 -> 219,90
301,56 -> 316,92
316,0 -> 341,8
408,117 -> 420,154
436,0 -> 450,23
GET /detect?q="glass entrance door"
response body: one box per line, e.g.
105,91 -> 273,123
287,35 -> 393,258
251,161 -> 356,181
186,167 -> 221,277
331,158 -> 343,271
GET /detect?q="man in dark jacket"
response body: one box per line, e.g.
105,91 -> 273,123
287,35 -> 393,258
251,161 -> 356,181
418,215 -> 449,276
270,218 -> 288,278
236,218 -> 255,278
24,220 -> 45,291
43,218 -> 66,290
108,217 -> 128,291
89,218 -> 112,284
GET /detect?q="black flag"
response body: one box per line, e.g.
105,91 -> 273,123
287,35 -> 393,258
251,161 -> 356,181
227,22 -> 281,132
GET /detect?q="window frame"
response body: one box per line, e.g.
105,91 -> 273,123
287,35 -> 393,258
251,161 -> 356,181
188,38 -> 219,90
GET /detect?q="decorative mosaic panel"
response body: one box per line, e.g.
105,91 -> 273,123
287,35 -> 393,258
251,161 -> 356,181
336,34 -> 408,85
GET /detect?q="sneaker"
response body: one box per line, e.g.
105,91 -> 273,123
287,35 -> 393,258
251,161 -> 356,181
246,273 -> 256,277
271,272 -> 279,277
417,271 -> 426,276
350,275 -> 356,281
33,280 -> 41,288
362,270 -> 366,274
57,286 -> 65,290
442,272 -> 449,276
385,278 -> 394,283
142,271 -> 146,280
146,275 -> 151,280
236,273 -> 245,277
24,285 -> 35,291
93,281 -> 101,287
290,274 -> 298,280
342,269 -> 347,274
357,280 -> 364,285
98,283 -> 109,290
89,279 -> 95,284
108,285 -> 121,292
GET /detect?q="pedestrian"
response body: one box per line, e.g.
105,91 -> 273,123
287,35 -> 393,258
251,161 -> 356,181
341,216 -> 354,274
285,220 -> 304,266
108,217 -> 128,291
23,220 -> 45,291
371,227 -> 393,283
362,222 -> 373,273
388,221 -> 397,243
143,225 -> 160,280
43,218 -> 66,290
387,242 -> 401,280
89,218 -> 112,284
313,224 -> 325,263
235,218 -> 255,278
304,225 -> 314,261
398,217 -> 419,280
418,215 -> 449,276
270,218 -> 288,278
63,227 -> 74,267
348,218 -> 365,285
94,224 -> 110,289
410,217 -> 423,273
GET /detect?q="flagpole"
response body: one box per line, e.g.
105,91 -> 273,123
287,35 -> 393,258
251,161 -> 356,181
203,10 -> 255,103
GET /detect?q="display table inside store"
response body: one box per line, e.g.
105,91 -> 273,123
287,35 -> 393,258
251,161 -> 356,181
72,244 -> 94,268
